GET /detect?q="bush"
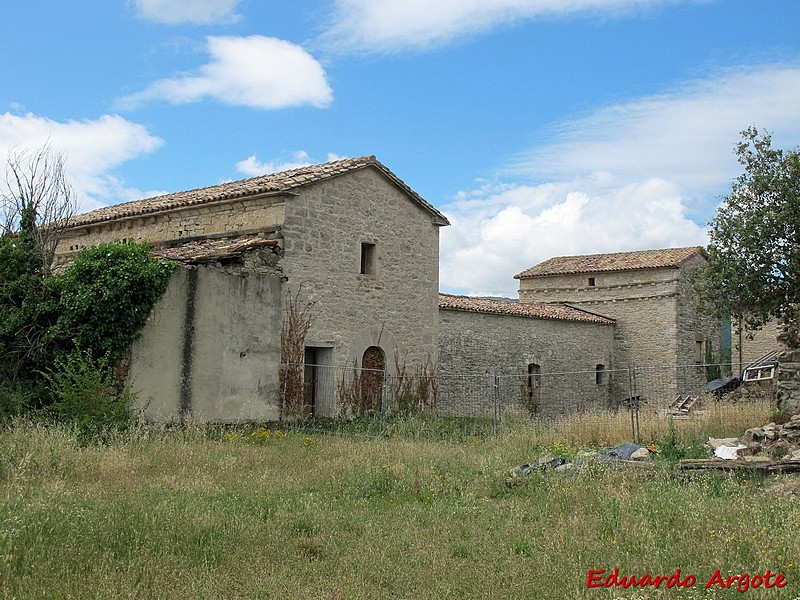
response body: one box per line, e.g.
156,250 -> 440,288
45,350 -> 136,442
657,422 -> 707,462
0,239 -> 175,418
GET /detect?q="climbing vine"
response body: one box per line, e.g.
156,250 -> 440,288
0,240 -> 176,419
50,242 -> 176,365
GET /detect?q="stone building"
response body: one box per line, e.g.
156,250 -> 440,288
514,247 -> 724,403
58,156 -> 741,421
57,156 -> 448,421
734,318 -> 781,375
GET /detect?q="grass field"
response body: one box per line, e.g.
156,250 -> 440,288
1,401 -> 799,599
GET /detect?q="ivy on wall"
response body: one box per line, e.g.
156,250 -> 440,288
0,240 -> 176,419
51,242 -> 176,365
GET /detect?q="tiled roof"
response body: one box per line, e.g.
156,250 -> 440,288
69,155 -> 449,228
514,247 -> 705,279
152,237 -> 281,264
439,293 -> 615,325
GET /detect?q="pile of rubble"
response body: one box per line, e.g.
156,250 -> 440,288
505,416 -> 800,486
709,414 -> 800,462
505,442 -> 654,485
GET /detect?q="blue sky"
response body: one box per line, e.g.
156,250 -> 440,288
2,0 -> 799,295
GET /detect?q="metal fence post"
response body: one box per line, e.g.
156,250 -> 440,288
627,363 -> 641,444
627,363 -> 636,443
279,362 -> 287,423
492,369 -> 501,438
380,368 -> 389,435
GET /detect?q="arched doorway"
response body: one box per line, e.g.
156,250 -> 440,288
359,345 -> 385,414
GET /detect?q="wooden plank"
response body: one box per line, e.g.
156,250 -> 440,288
679,459 -> 800,474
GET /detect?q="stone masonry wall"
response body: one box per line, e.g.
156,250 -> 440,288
518,258 -> 723,406
734,320 -> 779,373
55,195 -> 287,266
279,168 -> 442,411
519,266 -> 681,367
676,255 -> 724,382
438,309 -> 615,419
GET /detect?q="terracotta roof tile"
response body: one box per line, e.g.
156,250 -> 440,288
152,237 -> 281,264
70,155 -> 449,228
514,247 -> 705,279
439,293 -> 615,325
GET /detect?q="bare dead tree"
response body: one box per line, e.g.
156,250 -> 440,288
2,144 -> 78,275
279,287 -> 317,419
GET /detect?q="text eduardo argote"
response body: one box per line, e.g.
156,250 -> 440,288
586,568 -> 788,593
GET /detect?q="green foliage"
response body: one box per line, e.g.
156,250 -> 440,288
0,237 -> 59,411
694,127 -> 800,336
657,422 -> 707,463
50,242 -> 175,365
45,349 -> 136,442
0,237 -> 175,420
704,339 -> 721,382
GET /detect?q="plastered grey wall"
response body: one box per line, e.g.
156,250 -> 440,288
438,309 -> 615,419
128,267 -> 187,421
129,258 -> 283,422
280,167 -> 442,381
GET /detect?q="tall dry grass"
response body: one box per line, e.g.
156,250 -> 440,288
502,397 -> 774,448
1,400 -> 796,600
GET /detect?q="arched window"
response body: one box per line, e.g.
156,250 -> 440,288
359,346 -> 385,414
526,363 -> 541,414
595,364 -> 607,385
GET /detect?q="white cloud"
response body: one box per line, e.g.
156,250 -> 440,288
0,112 -> 164,213
236,151 -> 348,176
440,64 -> 800,297
321,0 -> 694,54
236,151 -> 312,176
440,178 -> 708,296
512,64 -> 800,195
120,36 -> 333,110
130,0 -> 242,25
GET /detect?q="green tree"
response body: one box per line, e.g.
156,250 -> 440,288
0,146 -> 73,409
695,127 -> 800,343
0,147 -> 176,420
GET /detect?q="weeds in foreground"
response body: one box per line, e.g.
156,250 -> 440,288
0,411 -> 797,600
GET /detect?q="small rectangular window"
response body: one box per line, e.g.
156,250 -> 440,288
695,339 -> 704,364
360,242 -> 376,275
588,277 -> 596,287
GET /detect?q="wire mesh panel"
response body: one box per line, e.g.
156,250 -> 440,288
433,373 -> 495,417
496,367 -> 625,421
280,361 -> 737,436
631,363 -> 734,413
384,372 -> 438,414
280,363 -> 388,418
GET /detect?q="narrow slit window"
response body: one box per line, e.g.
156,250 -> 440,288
595,364 -> 606,385
360,242 -> 376,275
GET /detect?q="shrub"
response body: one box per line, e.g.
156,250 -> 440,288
45,350 -> 136,442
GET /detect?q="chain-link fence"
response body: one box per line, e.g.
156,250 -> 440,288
281,361 -> 758,440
